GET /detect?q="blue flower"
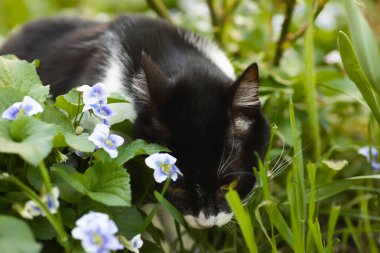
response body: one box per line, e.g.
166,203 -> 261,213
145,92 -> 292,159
41,187 -> 60,215
1,96 -> 43,120
358,146 -> 380,171
77,83 -> 110,105
19,187 -> 60,219
88,124 -> 124,158
83,100 -> 114,119
145,153 -> 183,183
72,212 -> 124,253
125,234 -> 143,253
20,200 -> 43,219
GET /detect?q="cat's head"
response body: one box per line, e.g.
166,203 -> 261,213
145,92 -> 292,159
134,53 -> 269,229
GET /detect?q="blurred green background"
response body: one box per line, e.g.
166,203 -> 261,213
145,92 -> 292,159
1,0 -> 380,252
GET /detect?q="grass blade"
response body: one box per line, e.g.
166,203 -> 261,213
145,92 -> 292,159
326,205 -> 341,253
226,189 -> 258,253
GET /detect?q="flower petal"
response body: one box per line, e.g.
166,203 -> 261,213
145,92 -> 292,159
92,104 -> 114,119
153,168 -> 168,183
171,165 -> 183,176
109,134 -> 124,147
76,85 -> 91,92
103,146 -> 118,158
88,132 -> 106,148
163,153 -> 177,165
145,153 -> 166,170
92,83 -> 109,100
22,96 -> 43,116
1,102 -> 22,120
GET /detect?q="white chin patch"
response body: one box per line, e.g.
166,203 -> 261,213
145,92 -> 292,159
184,211 -> 233,229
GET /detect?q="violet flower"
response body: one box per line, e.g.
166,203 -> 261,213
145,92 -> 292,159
358,146 -> 380,171
83,100 -> 114,119
19,187 -> 60,219
88,124 -> 124,158
145,153 -> 183,183
1,96 -> 43,120
77,83 -> 110,105
71,212 -> 124,253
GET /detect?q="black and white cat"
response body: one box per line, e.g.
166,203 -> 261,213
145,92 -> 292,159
0,15 -> 269,229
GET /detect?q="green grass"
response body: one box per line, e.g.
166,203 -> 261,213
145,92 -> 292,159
0,0 -> 380,252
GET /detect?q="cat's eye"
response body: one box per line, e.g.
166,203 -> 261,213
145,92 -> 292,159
168,186 -> 185,194
220,179 -> 239,191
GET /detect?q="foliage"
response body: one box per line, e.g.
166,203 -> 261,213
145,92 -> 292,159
0,0 -> 380,253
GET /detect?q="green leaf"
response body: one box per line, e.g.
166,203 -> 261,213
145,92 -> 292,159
0,56 -> 49,103
55,89 -> 83,120
28,216 -> 56,240
0,116 -> 57,166
40,104 -> 95,152
344,0 -> 380,94
302,175 -> 380,203
226,189 -> 258,253
154,191 -> 188,229
338,31 -> 380,124
108,207 -> 144,238
51,162 -> 131,206
50,165 -> 83,204
0,215 -> 41,253
94,139 -> 170,165
0,87 -> 26,114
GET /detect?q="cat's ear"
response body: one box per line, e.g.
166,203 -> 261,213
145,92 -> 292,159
141,51 -> 169,105
231,63 -> 260,114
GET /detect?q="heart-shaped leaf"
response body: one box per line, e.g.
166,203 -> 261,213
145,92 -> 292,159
0,116 -> 57,166
52,162 -> 131,206
0,215 -> 41,253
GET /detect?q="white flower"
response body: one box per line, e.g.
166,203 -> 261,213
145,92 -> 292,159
1,96 -> 43,120
20,200 -> 43,219
77,83 -> 110,105
41,187 -> 60,215
18,187 -> 60,219
125,234 -> 143,253
145,153 -> 183,183
72,212 -> 124,253
88,124 -> 124,158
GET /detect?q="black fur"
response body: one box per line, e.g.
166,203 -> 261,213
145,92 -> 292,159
0,15 -> 270,227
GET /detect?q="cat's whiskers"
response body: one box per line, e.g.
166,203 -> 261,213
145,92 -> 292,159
270,137 -> 287,173
216,142 -> 227,176
217,134 -> 236,176
222,171 -> 254,178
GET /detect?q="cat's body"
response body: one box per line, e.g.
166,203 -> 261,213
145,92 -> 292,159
0,15 -> 269,229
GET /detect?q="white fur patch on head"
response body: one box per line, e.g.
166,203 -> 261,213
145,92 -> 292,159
234,116 -> 251,133
184,211 -> 233,229
182,32 -> 235,80
100,31 -> 134,105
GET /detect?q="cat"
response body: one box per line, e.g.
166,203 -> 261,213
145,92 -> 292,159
0,14 -> 270,229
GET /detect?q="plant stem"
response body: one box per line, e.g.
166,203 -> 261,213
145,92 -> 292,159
39,162 -> 53,193
273,0 -> 296,66
287,0 -> 327,42
73,92 -> 82,125
273,0 -> 327,65
145,0 -> 172,22
304,0 -> 321,162
7,176 -> 70,252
